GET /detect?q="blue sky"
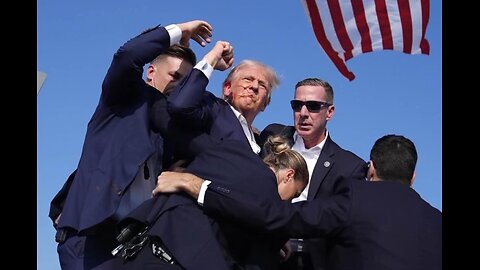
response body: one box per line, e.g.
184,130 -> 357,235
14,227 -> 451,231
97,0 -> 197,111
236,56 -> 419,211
37,1 -> 442,269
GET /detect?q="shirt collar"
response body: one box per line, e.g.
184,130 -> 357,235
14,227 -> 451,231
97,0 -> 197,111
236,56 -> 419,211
293,129 -> 329,153
229,104 -> 243,120
229,105 -> 261,154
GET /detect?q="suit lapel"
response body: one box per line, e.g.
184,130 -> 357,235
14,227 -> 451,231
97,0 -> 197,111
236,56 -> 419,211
220,102 -> 254,149
307,136 -> 335,200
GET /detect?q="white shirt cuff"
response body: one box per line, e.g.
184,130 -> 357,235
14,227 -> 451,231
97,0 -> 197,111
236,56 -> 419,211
197,180 -> 211,206
194,60 -> 214,79
165,24 -> 182,46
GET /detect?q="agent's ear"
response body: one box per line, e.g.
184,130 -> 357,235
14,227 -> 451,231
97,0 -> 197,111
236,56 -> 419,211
367,161 -> 375,181
326,105 -> 335,121
146,65 -> 156,81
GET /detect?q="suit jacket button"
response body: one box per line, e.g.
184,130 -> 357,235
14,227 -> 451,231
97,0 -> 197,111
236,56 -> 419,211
117,190 -> 122,196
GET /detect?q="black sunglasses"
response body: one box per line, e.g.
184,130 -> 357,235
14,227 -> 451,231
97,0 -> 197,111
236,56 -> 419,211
290,100 -> 332,112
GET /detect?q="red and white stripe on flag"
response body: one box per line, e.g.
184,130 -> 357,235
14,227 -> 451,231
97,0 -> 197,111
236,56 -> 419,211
302,0 -> 430,81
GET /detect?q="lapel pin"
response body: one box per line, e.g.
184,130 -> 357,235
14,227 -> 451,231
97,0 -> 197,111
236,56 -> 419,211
324,161 -> 331,168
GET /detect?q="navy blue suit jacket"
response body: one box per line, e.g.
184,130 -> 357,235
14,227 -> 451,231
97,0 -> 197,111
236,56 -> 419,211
259,124 -> 367,197
259,123 -> 367,269
119,71 -> 285,269
118,190 -> 229,269
167,68 -> 251,146
203,179 -> 442,270
121,135 -> 286,269
55,26 -> 176,233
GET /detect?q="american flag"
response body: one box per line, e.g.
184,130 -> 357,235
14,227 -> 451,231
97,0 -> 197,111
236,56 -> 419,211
302,0 -> 430,81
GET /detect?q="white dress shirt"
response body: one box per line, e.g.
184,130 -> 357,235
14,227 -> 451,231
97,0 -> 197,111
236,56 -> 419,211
229,106 -> 261,154
291,130 -> 328,202
165,24 -> 182,46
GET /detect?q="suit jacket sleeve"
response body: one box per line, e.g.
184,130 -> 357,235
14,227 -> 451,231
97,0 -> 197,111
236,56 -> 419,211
167,69 -> 219,129
48,169 -> 77,227
203,181 -> 351,238
101,25 -> 171,107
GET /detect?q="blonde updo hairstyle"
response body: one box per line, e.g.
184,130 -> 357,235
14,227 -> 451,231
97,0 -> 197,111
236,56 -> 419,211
262,135 -> 308,187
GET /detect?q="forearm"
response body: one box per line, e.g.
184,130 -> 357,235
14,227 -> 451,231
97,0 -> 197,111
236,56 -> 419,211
154,170 -> 350,238
153,171 -> 204,200
180,173 -> 204,199
102,26 -> 174,105
203,184 -> 351,238
116,26 -> 173,67
167,40 -> 233,123
167,69 -> 210,112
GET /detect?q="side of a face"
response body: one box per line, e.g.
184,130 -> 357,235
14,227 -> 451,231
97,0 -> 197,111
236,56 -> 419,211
293,85 -> 334,146
147,56 -> 193,94
276,168 -> 306,201
223,65 -> 270,118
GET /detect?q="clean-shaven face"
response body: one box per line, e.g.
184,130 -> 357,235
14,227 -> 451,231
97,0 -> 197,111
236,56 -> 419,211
293,85 -> 334,147
147,56 -> 193,94
223,65 -> 270,117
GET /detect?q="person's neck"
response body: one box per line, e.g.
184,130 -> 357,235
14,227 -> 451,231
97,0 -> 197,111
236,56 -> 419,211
243,114 -> 255,128
303,133 -> 326,149
236,108 -> 255,128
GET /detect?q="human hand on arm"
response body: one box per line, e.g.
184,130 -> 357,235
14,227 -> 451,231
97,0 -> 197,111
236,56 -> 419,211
153,171 -> 204,199
202,41 -> 234,71
177,20 -> 213,47
279,241 -> 293,262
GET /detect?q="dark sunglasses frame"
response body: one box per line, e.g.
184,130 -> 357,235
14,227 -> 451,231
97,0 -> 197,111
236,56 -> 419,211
290,100 -> 332,112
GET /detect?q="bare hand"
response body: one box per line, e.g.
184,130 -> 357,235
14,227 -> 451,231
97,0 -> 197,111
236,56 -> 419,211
153,171 -> 204,199
218,42 -> 234,71
177,20 -> 213,47
279,241 -> 293,262
203,41 -> 234,71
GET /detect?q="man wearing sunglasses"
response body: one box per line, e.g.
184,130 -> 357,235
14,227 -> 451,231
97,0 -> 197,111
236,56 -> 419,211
152,134 -> 442,270
258,77 -> 367,270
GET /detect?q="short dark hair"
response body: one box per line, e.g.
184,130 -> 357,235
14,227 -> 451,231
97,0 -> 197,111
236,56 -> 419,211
295,78 -> 334,104
370,134 -> 417,185
151,44 -> 197,66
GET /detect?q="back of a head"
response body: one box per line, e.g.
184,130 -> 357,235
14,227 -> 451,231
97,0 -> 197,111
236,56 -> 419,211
370,134 -> 417,185
151,44 -> 197,66
262,135 -> 308,186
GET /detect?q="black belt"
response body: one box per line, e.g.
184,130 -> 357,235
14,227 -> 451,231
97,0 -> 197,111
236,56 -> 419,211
55,220 -> 117,244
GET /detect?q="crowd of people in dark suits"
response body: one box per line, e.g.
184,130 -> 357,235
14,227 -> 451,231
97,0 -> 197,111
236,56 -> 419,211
49,19 -> 442,270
